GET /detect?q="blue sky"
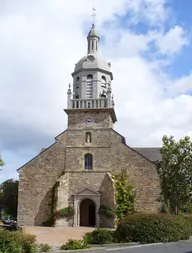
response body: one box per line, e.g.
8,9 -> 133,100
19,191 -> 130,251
1,0 -> 192,183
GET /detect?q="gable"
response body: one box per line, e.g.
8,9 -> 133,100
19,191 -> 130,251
74,187 -> 100,196
111,129 -> 157,165
17,130 -> 67,171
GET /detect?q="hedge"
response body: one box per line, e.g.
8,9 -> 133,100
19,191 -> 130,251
84,228 -> 115,244
115,213 -> 192,244
60,239 -> 90,250
0,229 -> 36,253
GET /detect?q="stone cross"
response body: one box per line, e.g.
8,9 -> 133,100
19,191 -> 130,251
91,7 -> 96,25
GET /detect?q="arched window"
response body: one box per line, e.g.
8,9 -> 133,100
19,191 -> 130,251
85,132 -> 92,143
84,153 -> 93,170
101,76 -> 106,88
86,75 -> 93,98
100,76 -> 107,98
76,77 -> 80,88
92,41 -> 94,50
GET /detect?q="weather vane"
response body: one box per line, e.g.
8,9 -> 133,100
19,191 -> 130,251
91,7 -> 96,25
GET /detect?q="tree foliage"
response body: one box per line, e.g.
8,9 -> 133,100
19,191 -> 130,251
157,135 -> 192,215
113,169 -> 135,221
0,154 -> 5,170
0,179 -> 18,218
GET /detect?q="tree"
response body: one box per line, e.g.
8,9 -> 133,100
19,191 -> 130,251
113,169 -> 135,221
0,179 -> 18,218
156,135 -> 192,215
0,154 -> 5,170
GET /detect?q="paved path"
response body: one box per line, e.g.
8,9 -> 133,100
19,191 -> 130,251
23,227 -> 192,252
23,226 -> 95,246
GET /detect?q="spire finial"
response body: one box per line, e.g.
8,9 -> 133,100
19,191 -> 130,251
91,7 -> 96,26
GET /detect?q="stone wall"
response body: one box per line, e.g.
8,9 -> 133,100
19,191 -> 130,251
55,173 -> 71,226
17,131 -> 67,226
67,172 -> 115,227
109,130 -> 161,212
67,111 -> 113,129
17,110 -> 161,227
64,112 -> 161,214
68,172 -> 106,199
99,173 -> 115,228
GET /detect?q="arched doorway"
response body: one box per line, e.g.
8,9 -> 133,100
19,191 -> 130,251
80,199 -> 96,227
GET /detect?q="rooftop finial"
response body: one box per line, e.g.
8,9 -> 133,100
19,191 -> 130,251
91,7 -> 96,26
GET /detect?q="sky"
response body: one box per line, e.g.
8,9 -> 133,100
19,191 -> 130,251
1,0 -> 192,183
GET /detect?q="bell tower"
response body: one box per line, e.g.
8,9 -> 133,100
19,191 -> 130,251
64,17 -> 117,128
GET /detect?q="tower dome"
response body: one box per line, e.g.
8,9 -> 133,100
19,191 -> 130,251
88,24 -> 100,38
70,20 -> 114,106
72,24 -> 113,79
74,54 -> 111,74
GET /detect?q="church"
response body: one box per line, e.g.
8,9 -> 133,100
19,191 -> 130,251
17,22 -> 162,228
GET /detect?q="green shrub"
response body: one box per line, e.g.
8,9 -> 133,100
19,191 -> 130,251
183,203 -> 192,214
57,206 -> 75,218
39,243 -> 51,252
0,229 -> 36,253
60,239 -> 90,250
112,170 -> 135,221
99,205 -> 115,218
84,228 -> 114,244
184,215 -> 192,233
115,213 -> 191,244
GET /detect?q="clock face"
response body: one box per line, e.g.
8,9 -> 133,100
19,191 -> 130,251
84,117 -> 93,126
87,55 -> 95,62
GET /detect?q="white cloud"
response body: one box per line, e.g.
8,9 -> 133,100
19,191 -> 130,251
167,74 -> 192,96
155,26 -> 189,55
0,0 -> 191,182
117,0 -> 168,25
103,30 -> 158,58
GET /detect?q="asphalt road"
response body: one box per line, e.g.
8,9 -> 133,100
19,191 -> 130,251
104,241 -> 192,253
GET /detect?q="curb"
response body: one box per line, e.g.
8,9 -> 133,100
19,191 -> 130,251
49,242 -> 138,252
50,247 -> 105,253
89,242 -> 139,247
105,243 -> 163,251
49,242 -> 166,253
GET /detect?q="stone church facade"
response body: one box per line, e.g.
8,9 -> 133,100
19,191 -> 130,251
17,23 -> 161,228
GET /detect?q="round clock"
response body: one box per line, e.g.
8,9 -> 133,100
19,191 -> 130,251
84,117 -> 93,126
87,55 -> 95,62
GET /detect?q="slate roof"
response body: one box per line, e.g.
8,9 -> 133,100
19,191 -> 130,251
133,147 -> 162,162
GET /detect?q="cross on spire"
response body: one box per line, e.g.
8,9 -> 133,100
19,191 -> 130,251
91,7 -> 96,26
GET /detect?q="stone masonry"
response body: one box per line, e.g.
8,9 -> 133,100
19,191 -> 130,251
17,110 -> 161,227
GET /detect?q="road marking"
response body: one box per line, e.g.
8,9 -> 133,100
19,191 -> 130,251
106,243 -> 163,251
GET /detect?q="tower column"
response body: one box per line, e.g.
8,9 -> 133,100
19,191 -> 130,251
107,83 -> 112,107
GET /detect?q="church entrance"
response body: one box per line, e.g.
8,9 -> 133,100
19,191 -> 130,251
80,199 -> 96,227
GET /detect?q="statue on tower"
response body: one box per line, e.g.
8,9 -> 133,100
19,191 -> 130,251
86,132 -> 92,143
